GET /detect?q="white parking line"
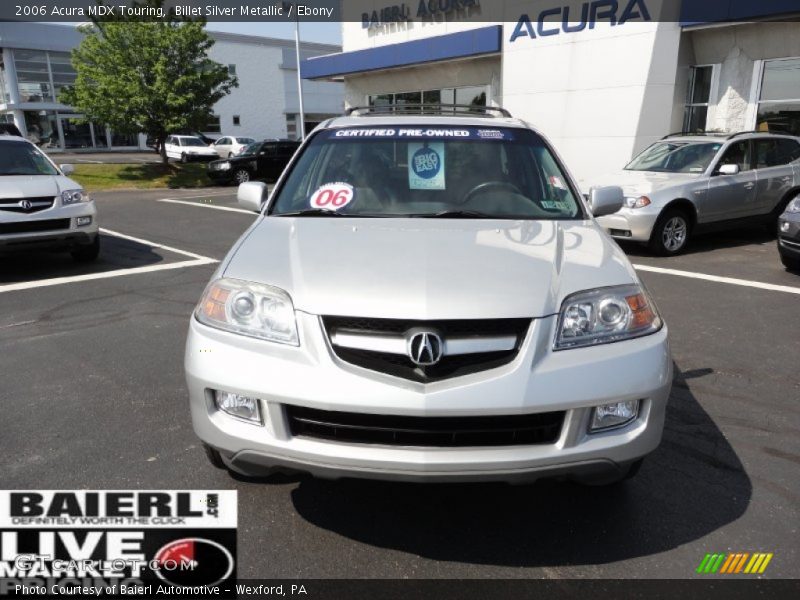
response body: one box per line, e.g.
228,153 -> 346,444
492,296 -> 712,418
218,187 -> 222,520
633,264 -> 800,296
0,229 -> 218,294
158,198 -> 254,214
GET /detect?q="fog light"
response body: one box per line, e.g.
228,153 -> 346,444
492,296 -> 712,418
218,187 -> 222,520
214,390 -> 262,424
780,221 -> 790,233
590,400 -> 639,432
76,216 -> 92,227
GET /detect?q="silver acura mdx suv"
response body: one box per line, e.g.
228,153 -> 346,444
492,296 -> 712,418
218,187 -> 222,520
185,106 -> 672,485
594,132 -> 800,255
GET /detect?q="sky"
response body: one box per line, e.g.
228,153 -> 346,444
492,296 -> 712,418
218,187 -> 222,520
206,22 -> 341,45
47,21 -> 342,46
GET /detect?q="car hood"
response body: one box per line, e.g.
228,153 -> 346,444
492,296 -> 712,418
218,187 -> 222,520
592,170 -> 701,196
0,175 -> 80,198
223,218 -> 639,319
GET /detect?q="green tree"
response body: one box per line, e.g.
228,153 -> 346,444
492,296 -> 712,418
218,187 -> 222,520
61,0 -> 237,163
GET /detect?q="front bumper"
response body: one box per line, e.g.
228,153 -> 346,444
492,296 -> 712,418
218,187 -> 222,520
206,168 -> 235,182
778,213 -> 800,259
596,208 -> 659,242
0,202 -> 98,252
185,313 -> 672,483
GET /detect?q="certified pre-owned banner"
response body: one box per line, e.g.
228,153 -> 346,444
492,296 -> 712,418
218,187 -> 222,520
0,490 -> 237,597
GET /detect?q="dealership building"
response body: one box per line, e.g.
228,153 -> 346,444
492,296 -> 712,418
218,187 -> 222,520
302,0 -> 800,188
0,22 -> 343,151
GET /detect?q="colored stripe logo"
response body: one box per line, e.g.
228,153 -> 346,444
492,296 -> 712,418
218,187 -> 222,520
696,552 -> 773,574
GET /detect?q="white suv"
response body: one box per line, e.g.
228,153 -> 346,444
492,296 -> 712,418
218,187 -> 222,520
185,106 -> 672,485
0,136 -> 98,261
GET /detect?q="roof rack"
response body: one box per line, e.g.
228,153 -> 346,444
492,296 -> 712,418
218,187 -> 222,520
661,130 -> 776,140
346,104 -> 513,118
661,131 -> 728,140
726,130 -> 775,139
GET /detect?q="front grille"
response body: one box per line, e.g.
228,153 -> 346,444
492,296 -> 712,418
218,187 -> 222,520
286,405 -> 565,447
322,316 -> 531,382
780,236 -> 800,249
0,196 -> 55,214
0,219 -> 70,235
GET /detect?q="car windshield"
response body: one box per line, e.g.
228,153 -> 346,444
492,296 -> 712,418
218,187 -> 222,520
237,138 -> 255,144
240,143 -> 260,156
181,137 -> 207,147
625,141 -> 722,173
269,126 -> 583,219
0,141 -> 59,176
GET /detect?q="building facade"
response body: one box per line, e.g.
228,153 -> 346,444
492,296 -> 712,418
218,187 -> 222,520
301,0 -> 800,189
0,23 -> 343,151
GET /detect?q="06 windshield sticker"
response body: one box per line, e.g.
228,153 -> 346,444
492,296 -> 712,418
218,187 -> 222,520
408,142 -> 445,190
328,127 -> 514,141
310,182 -> 354,210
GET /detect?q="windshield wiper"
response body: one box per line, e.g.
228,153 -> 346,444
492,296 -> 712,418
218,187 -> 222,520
274,209 -> 346,217
417,210 -> 497,219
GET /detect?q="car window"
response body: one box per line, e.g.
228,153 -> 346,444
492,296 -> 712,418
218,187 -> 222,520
239,143 -> 261,156
0,140 -> 59,176
753,139 -> 793,168
261,143 -> 278,156
777,139 -> 800,163
238,138 -> 255,144
278,143 -> 299,155
269,126 -> 583,220
625,142 -> 722,173
717,141 -> 752,172
181,137 -> 207,147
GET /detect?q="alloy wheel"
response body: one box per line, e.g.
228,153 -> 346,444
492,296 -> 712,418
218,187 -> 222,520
662,216 -> 687,252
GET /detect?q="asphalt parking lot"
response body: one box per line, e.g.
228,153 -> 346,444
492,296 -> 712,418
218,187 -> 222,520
1,188 -> 798,580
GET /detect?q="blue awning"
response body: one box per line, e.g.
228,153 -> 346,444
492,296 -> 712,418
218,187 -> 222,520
681,0 -> 800,27
301,25 -> 502,80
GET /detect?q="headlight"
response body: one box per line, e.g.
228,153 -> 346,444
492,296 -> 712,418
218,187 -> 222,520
196,278 -> 299,345
217,161 -> 231,171
554,284 -> 662,350
61,189 -> 89,205
624,196 -> 651,209
786,197 -> 800,213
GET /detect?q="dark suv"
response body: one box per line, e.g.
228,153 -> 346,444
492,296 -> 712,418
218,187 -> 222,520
207,140 -> 300,185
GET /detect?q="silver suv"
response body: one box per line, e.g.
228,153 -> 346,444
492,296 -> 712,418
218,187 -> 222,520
185,107 -> 672,485
594,132 -> 800,254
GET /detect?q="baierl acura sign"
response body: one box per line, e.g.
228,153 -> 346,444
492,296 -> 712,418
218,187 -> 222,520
510,0 -> 651,41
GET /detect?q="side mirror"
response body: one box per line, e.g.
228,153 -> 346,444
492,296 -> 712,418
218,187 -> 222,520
237,181 -> 268,213
589,186 -> 624,218
60,164 -> 75,175
718,164 -> 740,176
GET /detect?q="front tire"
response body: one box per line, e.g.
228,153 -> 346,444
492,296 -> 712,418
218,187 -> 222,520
233,169 -> 250,185
71,236 -> 100,262
781,253 -> 800,272
649,209 -> 691,256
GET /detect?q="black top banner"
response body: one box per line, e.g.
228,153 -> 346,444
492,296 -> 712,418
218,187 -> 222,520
3,1 -> 341,22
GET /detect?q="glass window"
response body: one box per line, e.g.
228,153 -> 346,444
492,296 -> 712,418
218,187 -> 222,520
110,130 -> 138,147
204,115 -> 221,133
683,66 -> 713,133
757,59 -> 800,135
14,49 -> 53,102
23,110 -> 59,148
455,86 -> 487,108
716,141 -> 752,172
395,91 -> 421,107
754,138 -> 800,168
0,139 -> 59,176
625,141 -> 722,173
233,115 -> 241,126
61,117 -> 93,149
270,127 -> 582,220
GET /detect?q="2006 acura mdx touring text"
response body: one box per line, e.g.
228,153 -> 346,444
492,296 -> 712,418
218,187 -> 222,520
185,106 -> 672,485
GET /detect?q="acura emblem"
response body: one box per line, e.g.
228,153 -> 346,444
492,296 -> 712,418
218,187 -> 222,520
19,200 -> 33,210
406,329 -> 443,366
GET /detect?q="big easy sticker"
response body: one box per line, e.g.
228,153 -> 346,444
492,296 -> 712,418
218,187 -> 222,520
310,182 -> 355,210
408,142 -> 445,190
